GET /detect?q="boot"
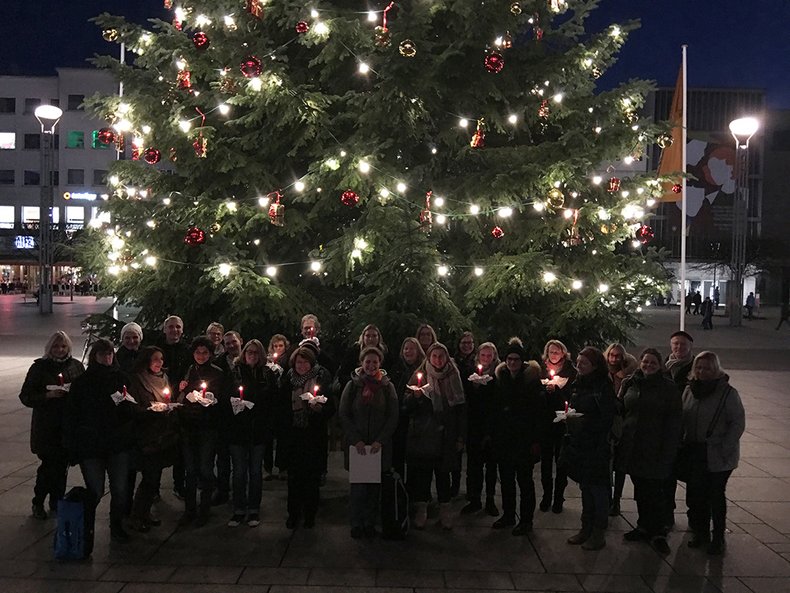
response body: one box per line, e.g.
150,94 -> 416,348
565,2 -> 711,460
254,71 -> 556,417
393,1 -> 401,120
195,491 -> 212,527
485,497 -> 499,517
110,519 -> 130,543
608,499 -> 621,516
688,530 -> 710,548
438,503 -> 453,530
581,527 -> 606,550
539,496 -> 551,512
414,502 -> 428,530
567,525 -> 592,545
552,497 -> 564,514
461,499 -> 482,514
707,533 -> 726,555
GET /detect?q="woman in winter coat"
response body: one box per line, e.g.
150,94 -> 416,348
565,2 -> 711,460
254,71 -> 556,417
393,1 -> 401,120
336,324 -> 390,390
264,334 -> 289,480
339,347 -> 399,538
488,338 -> 548,535
116,322 -> 144,374
65,339 -> 136,543
539,339 -> 576,514
19,331 -> 84,520
617,348 -> 682,555
405,342 -> 466,530
564,346 -> 617,551
681,351 -> 745,555
461,341 -> 500,517
451,331 -> 476,498
279,346 -> 335,529
226,339 -> 277,527
388,337 -> 426,476
128,346 -> 180,532
176,336 -> 228,527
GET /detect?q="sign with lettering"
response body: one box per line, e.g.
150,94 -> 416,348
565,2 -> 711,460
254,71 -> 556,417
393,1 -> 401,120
14,236 -> 36,249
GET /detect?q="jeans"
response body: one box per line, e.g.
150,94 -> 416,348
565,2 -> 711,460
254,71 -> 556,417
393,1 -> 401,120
182,430 -> 217,512
350,483 -> 381,529
631,476 -> 666,536
33,452 -> 68,510
580,482 -> 609,530
686,468 -> 733,538
229,444 -> 265,514
466,444 -> 497,502
80,451 -> 132,524
499,461 -> 536,522
407,463 -> 451,504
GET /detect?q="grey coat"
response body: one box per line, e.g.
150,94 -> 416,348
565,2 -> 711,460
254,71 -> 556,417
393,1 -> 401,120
339,370 -> 399,472
681,375 -> 745,473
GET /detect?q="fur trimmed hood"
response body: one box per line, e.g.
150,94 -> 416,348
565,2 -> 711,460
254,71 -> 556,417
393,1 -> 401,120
495,359 -> 542,383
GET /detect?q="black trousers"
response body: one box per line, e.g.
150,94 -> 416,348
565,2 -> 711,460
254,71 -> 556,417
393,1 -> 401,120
33,452 -> 68,510
499,461 -> 536,522
132,450 -> 169,521
215,438 -> 231,495
686,468 -> 733,538
631,476 -> 666,536
466,444 -> 497,502
408,462 -> 451,504
541,430 -> 568,503
287,468 -> 321,521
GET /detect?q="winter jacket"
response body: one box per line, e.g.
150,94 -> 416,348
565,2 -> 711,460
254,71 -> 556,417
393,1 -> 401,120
225,364 -> 278,447
115,346 -> 141,374
608,353 -> 638,395
128,370 -> 180,460
489,361 -> 549,466
155,338 -> 191,392
19,357 -> 84,457
563,371 -> 617,485
464,365 -> 498,451
681,375 -> 745,472
339,369 -> 399,471
666,357 -> 693,393
616,370 -> 682,479
177,362 -> 228,434
64,363 -> 137,462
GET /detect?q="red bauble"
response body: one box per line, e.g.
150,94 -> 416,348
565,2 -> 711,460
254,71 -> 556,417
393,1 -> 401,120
340,189 -> 360,207
672,183 -> 682,194
184,226 -> 206,246
636,224 -> 654,244
240,55 -> 262,78
192,31 -> 210,50
143,148 -> 161,165
607,177 -> 621,193
246,0 -> 264,19
177,70 -> 192,90
484,52 -> 505,73
491,226 -> 505,239
295,21 -> 309,34
538,99 -> 550,119
97,127 -> 115,145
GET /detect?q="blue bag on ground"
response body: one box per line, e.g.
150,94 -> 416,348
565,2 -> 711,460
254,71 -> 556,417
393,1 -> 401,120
53,486 -> 94,560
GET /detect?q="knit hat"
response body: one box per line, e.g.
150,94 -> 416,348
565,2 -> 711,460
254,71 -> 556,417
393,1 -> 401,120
504,337 -> 526,360
298,337 -> 321,356
120,322 -> 143,341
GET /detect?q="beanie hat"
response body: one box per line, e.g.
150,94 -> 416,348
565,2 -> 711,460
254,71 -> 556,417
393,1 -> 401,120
504,337 -> 526,360
298,337 -> 321,356
120,322 -> 143,341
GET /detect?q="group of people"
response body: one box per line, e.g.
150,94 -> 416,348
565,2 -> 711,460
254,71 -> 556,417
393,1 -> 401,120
19,314 -> 745,557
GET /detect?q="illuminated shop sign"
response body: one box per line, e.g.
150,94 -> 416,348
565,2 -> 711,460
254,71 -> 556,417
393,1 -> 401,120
63,191 -> 97,201
14,236 -> 36,249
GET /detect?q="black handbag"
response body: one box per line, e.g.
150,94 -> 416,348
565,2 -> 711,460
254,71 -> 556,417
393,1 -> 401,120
676,387 -> 731,482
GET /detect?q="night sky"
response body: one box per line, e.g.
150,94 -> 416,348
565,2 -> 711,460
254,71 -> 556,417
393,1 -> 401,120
2,1 -> 789,108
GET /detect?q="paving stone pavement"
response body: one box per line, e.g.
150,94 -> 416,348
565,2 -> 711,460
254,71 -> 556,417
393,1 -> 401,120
0,295 -> 788,592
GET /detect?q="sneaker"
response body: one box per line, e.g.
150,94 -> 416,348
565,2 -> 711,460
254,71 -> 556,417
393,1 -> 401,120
31,503 -> 48,521
228,514 -> 244,527
652,536 -> 671,556
247,514 -> 260,527
492,515 -> 516,529
624,528 -> 649,542
485,498 -> 500,517
460,500 -> 482,514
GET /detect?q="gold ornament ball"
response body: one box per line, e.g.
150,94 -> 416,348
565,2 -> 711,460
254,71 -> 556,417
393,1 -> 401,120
399,39 -> 417,58
102,29 -> 118,42
210,222 -> 221,234
657,133 -> 673,149
510,2 -> 522,15
547,188 -> 565,209
374,26 -> 391,47
591,66 -> 602,79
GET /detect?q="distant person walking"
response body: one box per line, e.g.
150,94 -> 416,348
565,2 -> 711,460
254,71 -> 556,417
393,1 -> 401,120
692,291 -> 702,315
701,297 -> 714,330
745,293 -> 756,319
777,303 -> 789,330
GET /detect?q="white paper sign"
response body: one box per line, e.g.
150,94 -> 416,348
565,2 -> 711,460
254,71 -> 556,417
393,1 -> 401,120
300,392 -> 328,405
46,383 -> 71,392
349,445 -> 382,484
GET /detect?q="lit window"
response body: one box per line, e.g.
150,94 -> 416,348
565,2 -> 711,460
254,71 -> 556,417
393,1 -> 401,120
0,132 -> 15,149
0,205 -> 14,229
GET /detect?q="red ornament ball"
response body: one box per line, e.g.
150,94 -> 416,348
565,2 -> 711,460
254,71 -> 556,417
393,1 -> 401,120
672,183 -> 682,194
295,21 -> 309,34
97,127 -> 115,145
491,226 -> 505,239
340,189 -> 360,207
184,226 -> 206,246
484,52 -> 505,74
143,148 -> 161,165
636,224 -> 655,244
192,31 -> 210,50
240,55 -> 263,78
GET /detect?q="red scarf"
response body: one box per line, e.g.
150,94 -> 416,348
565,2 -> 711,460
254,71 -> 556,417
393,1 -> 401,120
361,370 -> 383,404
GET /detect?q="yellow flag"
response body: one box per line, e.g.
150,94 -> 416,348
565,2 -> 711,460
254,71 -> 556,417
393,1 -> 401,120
657,66 -> 684,202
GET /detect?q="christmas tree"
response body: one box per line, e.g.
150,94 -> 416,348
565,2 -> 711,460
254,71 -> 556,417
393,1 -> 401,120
80,0 -> 668,354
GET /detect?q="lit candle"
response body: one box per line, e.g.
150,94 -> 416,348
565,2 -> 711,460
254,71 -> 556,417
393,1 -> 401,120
163,387 -> 170,402
477,364 -> 483,376
123,384 -> 127,396
238,385 -> 244,400
416,372 -> 423,387
313,385 -> 320,398
564,400 -> 569,414
200,382 -> 207,396
273,352 -> 278,361
549,369 -> 556,379
57,373 -> 64,386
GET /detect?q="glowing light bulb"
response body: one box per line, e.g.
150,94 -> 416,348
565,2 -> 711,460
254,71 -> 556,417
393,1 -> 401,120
178,120 -> 191,133
553,93 -> 564,103
218,103 -> 230,115
592,175 -> 602,185
367,11 -> 377,22
433,196 -> 445,207
396,182 -> 407,193
358,62 -> 370,74
508,114 -> 518,124
437,265 -> 449,276
379,188 -> 390,199
474,267 -> 484,277
249,77 -> 263,91
258,196 -> 270,207
469,204 -> 480,215
533,201 -> 545,212
498,207 -> 513,218
294,181 -> 306,192
435,214 -> 446,225
218,263 -> 232,276
144,255 -> 157,266
572,280 -> 583,290
226,201 -> 237,212
459,118 -> 469,128
543,271 -> 557,283
314,21 -> 329,36
265,266 -> 277,277
358,160 -> 371,173
598,283 -> 609,293
310,261 -> 322,272
563,209 -> 574,219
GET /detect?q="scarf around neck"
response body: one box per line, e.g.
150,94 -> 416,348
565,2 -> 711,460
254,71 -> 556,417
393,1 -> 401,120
424,360 -> 465,413
137,369 -> 170,403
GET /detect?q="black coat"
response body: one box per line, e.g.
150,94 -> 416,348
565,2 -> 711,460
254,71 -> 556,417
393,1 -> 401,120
115,346 -> 141,374
177,362 -> 229,435
19,357 -> 84,457
64,363 -> 136,462
128,371 -> 180,459
464,367 -> 498,451
156,338 -> 191,392
226,364 -> 278,446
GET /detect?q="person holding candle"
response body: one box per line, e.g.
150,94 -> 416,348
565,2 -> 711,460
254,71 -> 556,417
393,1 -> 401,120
680,351 -> 745,555
116,322 -> 144,374
19,331 -> 84,520
461,341 -> 501,517
616,348 -> 681,556
339,347 -> 399,538
405,342 -> 466,530
279,346 -> 335,529
388,337 -> 426,477
64,339 -> 137,543
563,346 -> 617,550
267,334 -> 291,374
128,346 -> 180,532
488,338 -> 548,535
452,331 -> 477,499
539,339 -> 576,514
176,336 -> 228,527
226,339 -> 277,527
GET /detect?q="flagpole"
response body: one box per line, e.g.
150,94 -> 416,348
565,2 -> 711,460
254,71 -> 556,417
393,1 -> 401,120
679,45 -> 688,331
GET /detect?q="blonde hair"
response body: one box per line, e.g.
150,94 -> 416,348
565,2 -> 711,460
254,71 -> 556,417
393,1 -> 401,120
415,323 -> 437,348
400,337 -> 426,364
604,343 -> 627,360
357,323 -> 387,354
475,342 -> 500,367
690,351 -> 724,380
44,331 -> 73,359
542,339 -> 570,363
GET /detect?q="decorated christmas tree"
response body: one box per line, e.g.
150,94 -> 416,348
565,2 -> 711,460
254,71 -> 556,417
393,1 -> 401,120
81,0 -> 668,354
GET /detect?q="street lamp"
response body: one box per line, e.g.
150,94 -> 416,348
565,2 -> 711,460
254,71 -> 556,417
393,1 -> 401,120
34,104 -> 63,315
728,116 -> 759,327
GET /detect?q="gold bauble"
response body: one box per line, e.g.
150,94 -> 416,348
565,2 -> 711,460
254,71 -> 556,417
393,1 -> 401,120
657,133 -> 673,149
510,2 -> 522,15
547,188 -> 565,210
399,39 -> 417,58
374,26 -> 391,47
102,29 -> 118,42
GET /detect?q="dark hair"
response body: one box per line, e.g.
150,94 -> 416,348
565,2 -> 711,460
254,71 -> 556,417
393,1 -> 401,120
190,335 -> 215,353
359,346 -> 384,363
639,347 -> 664,371
670,330 -> 694,343
135,346 -> 165,374
578,346 -> 608,380
290,346 -> 317,368
88,338 -> 115,367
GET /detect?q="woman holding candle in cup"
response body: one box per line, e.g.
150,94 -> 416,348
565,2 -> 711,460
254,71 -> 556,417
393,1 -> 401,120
405,342 -> 466,530
339,346 -> 399,538
539,339 -> 576,514
128,346 -> 180,532
389,337 -> 426,477
278,345 -> 334,529
19,331 -> 84,520
226,339 -> 277,527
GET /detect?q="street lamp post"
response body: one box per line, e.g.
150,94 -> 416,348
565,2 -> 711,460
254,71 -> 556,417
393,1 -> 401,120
34,105 -> 63,315
728,116 -> 759,327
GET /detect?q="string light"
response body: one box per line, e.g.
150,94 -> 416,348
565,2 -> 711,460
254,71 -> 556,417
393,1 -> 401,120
310,261 -> 322,272
218,263 -> 232,276
294,181 -> 306,192
358,160 -> 371,173
508,114 -> 518,124
543,271 -> 557,283
367,11 -> 377,22
572,280 -> 583,290
469,204 -> 480,215
218,103 -> 230,115
265,266 -> 278,277
474,267 -> 484,277
498,207 -> 513,218
533,202 -> 545,212
433,196 -> 445,207
396,182 -> 407,193
178,120 -> 191,132
598,283 -> 610,293
435,214 -> 446,225
358,62 -> 370,75
437,265 -> 449,276
459,118 -> 469,128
